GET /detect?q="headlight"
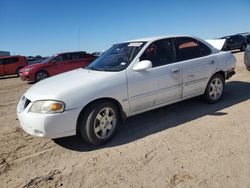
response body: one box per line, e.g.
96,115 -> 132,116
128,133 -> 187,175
24,68 -> 33,72
29,100 -> 65,114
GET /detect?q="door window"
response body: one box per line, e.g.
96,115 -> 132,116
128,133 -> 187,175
140,39 -> 175,68
199,41 -> 212,56
69,53 -> 85,60
55,54 -> 70,62
175,37 -> 201,61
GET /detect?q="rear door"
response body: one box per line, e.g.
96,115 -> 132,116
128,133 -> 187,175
175,37 -> 217,98
81,53 -> 96,68
234,36 -> 242,49
59,53 -> 81,72
3,57 -> 19,75
67,53 -> 86,70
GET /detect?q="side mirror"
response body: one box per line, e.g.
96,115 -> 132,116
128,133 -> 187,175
133,60 -> 152,72
51,59 -> 57,64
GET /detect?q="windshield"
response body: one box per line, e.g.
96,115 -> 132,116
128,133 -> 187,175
41,55 -> 57,64
86,42 -> 146,71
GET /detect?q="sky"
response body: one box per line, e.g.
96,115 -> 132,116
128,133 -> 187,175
0,0 -> 249,56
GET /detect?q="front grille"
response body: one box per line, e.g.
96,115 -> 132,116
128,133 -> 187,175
18,96 -> 31,112
24,98 -> 31,109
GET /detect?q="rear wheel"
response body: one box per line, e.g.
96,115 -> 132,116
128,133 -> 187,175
246,66 -> 250,71
78,101 -> 120,145
35,71 -> 49,82
241,44 -> 247,51
203,74 -> 225,103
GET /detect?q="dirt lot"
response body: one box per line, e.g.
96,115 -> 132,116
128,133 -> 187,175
0,52 -> 250,188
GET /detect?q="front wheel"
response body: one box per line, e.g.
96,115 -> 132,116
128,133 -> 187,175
241,44 -> 247,51
203,74 -> 225,104
35,71 -> 49,82
78,101 -> 120,145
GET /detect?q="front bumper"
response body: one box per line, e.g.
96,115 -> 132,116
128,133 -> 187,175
17,97 -> 82,138
19,71 -> 33,81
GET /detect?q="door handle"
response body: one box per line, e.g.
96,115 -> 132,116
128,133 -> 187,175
209,60 -> 215,64
171,68 -> 180,73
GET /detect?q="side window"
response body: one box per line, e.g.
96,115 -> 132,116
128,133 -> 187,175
69,53 -> 77,60
70,53 -> 85,60
4,57 -> 19,64
140,39 -> 175,68
199,42 -> 212,56
175,37 -> 201,61
82,53 -> 92,58
55,54 -> 70,62
0,59 -> 4,65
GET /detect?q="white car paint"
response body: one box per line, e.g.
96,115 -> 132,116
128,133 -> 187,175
17,35 -> 236,138
206,39 -> 226,51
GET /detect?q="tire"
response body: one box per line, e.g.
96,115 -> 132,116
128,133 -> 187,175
246,66 -> 250,71
35,71 -> 49,82
203,74 -> 225,104
16,67 -> 23,76
241,44 -> 247,52
78,101 -> 120,145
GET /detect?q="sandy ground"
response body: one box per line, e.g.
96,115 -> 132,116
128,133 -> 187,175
0,51 -> 250,188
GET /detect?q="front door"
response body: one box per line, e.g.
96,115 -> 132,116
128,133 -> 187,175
127,38 -> 183,113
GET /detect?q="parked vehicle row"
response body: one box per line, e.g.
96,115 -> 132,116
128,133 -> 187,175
17,35 -> 236,145
0,51 -> 96,82
19,51 -> 96,82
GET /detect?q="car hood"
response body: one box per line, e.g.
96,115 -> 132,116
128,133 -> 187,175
24,68 -> 121,104
20,62 -> 47,71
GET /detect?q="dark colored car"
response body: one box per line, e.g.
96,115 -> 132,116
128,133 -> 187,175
238,33 -> 250,44
221,34 -> 248,51
19,51 -> 96,82
0,56 -> 28,76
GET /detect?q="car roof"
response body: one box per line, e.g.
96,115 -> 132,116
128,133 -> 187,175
0,55 -> 24,59
56,51 -> 86,55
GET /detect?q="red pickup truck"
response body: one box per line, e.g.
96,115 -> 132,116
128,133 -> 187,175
0,56 -> 28,76
19,51 -> 96,82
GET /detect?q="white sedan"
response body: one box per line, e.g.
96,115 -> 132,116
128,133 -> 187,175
17,35 -> 236,145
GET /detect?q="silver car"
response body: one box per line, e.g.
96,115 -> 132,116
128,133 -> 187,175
244,46 -> 250,71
